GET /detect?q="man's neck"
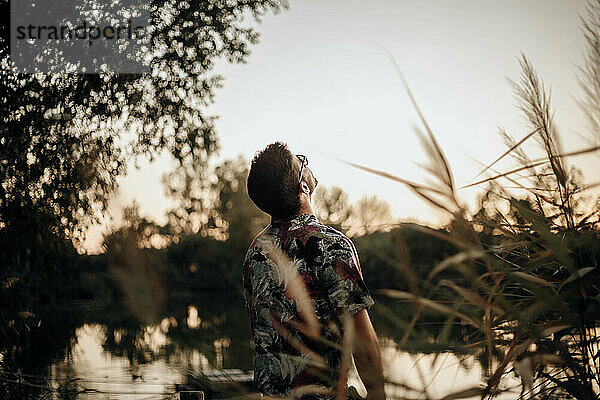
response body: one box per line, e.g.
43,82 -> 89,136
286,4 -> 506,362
298,192 -> 314,216
298,201 -> 313,216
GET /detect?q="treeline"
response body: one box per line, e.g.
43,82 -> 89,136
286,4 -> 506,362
63,160 -> 457,314
0,151 -> 451,338
76,218 -> 457,304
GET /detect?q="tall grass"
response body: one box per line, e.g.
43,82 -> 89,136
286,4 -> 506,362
373,55 -> 599,398
315,3 -> 600,398
338,35 -> 600,400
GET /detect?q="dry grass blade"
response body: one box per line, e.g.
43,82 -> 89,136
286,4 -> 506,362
528,144 -> 600,163
322,54 -> 460,213
464,153 -> 557,205
428,250 -> 485,278
540,324 -> 571,336
439,387 -> 485,400
289,385 -> 334,400
484,338 -> 532,397
395,231 -> 419,295
332,158 -> 446,196
387,55 -> 455,194
414,127 -> 454,195
459,161 -> 548,189
498,127 -> 540,178
268,244 -> 321,339
408,224 -> 472,250
583,181 -> 600,191
333,158 -> 456,214
383,378 -> 421,393
400,303 -> 423,346
509,271 -> 556,291
378,289 -> 483,330
439,280 -> 504,315
335,314 -> 353,400
411,186 -> 456,214
270,317 -> 327,368
471,128 -> 539,181
226,394 -> 278,400
392,231 -> 425,345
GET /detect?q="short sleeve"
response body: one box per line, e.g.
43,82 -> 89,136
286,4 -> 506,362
320,234 -> 375,316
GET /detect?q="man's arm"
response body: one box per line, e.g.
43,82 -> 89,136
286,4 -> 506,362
351,309 -> 386,400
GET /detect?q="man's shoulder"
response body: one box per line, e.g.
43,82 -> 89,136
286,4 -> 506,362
244,226 -> 273,262
318,223 -> 346,239
243,217 -> 355,260
308,220 -> 357,253
296,217 -> 349,243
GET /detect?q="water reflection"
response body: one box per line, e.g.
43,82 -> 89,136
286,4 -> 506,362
187,306 -> 202,329
0,294 -> 514,399
378,341 -> 519,398
66,323 -> 182,398
0,293 -> 252,398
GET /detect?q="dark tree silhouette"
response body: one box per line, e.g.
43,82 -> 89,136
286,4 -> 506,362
163,155 -> 267,243
0,0 -> 287,348
0,0 -> 287,260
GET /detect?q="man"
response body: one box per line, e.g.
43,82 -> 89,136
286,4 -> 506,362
243,142 -> 385,400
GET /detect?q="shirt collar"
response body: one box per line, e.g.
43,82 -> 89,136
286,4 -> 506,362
271,213 -> 317,229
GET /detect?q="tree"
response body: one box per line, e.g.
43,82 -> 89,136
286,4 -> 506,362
213,156 -> 269,245
102,202 -> 166,324
0,0 -> 287,345
163,155 -> 268,244
0,0 -> 288,268
162,156 -> 267,291
349,195 -> 394,236
313,186 -> 353,233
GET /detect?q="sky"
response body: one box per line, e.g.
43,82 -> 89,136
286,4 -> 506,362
84,0 -> 599,252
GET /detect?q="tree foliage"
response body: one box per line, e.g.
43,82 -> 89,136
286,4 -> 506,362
350,194 -> 394,236
0,0 -> 287,260
163,155 -> 268,244
0,0 -> 286,349
313,185 -> 353,233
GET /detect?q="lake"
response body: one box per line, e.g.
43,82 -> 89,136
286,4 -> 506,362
0,293 -> 521,399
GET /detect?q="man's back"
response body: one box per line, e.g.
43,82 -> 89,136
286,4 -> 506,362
242,213 -> 374,398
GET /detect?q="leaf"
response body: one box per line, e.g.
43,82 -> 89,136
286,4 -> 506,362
558,267 -> 598,291
510,271 -> 555,290
511,200 -> 575,272
428,250 -> 485,278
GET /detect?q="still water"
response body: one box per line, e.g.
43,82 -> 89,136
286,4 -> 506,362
0,294 -> 520,399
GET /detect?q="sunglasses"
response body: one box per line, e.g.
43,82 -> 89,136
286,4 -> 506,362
296,154 -> 308,184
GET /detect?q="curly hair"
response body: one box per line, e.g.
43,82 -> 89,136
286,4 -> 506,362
247,142 -> 301,219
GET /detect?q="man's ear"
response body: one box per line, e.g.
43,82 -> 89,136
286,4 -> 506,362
300,181 -> 310,194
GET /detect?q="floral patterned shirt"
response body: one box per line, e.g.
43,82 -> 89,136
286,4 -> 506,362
242,213 -> 374,398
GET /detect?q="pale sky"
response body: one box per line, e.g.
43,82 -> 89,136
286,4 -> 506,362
84,0 -> 599,252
